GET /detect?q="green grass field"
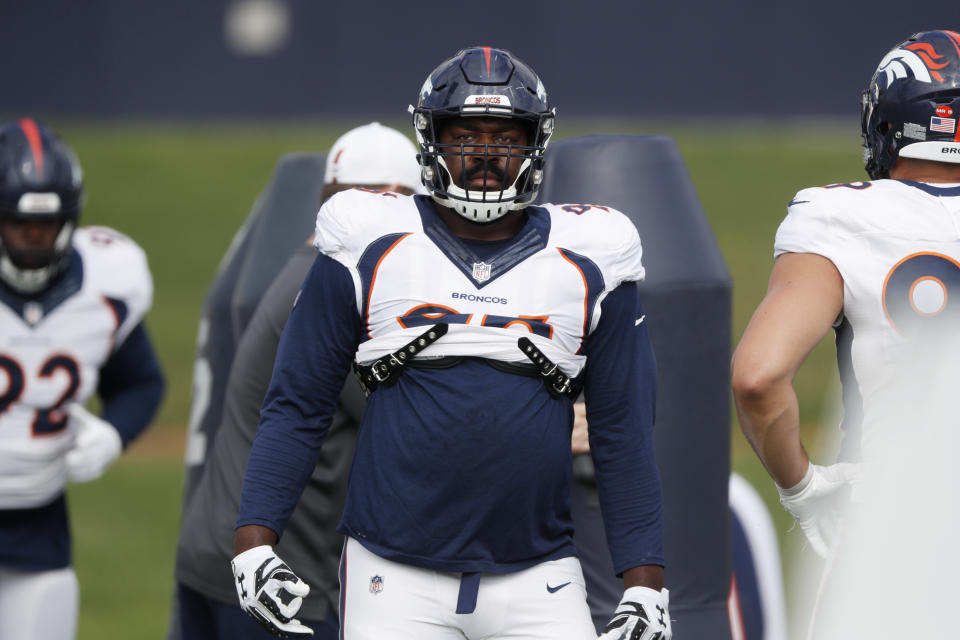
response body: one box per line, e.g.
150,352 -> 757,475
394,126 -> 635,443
55,118 -> 865,638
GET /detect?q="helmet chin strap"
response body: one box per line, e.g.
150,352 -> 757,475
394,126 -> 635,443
431,156 -> 532,224
0,221 -> 74,294
0,253 -> 58,294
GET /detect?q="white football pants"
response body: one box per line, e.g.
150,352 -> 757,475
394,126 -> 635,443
0,566 -> 78,640
340,537 -> 597,639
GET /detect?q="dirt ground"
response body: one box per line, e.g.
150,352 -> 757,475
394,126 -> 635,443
123,425 -> 186,462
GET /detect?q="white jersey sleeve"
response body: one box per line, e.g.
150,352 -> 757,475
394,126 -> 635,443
314,189 -> 422,313
541,203 -> 645,334
775,185 -> 854,261
773,180 -> 927,263
73,226 -> 154,347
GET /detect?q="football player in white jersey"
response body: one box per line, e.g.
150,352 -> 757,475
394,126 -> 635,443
0,119 -> 165,640
732,28 -> 960,630
231,48 -> 671,639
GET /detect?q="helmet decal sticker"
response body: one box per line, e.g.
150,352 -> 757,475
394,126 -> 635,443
903,122 -> 927,140
904,42 -> 950,81
876,46 -> 937,87
930,116 -> 957,134
463,95 -> 512,107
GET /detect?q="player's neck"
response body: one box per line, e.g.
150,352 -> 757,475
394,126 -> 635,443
889,158 -> 960,183
432,204 -> 527,241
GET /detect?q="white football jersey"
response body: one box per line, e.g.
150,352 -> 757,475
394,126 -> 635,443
314,190 -> 645,377
775,179 -> 960,460
0,227 -> 152,509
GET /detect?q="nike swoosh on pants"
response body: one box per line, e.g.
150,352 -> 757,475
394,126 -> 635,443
546,581 -> 571,593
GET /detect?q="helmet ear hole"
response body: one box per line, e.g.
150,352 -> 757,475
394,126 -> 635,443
877,122 -> 891,135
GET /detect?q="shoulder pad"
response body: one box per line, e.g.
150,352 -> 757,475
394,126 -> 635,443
73,226 -> 153,345
314,190 -> 422,266
541,202 -> 645,286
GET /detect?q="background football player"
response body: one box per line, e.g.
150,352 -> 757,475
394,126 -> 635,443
0,119 -> 164,640
231,47 -> 671,640
731,29 -> 960,636
169,122 -> 421,640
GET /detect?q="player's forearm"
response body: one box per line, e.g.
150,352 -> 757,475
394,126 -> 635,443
234,524 -> 279,555
732,371 -> 808,489
622,565 -> 664,591
732,252 -> 842,489
97,322 -> 166,446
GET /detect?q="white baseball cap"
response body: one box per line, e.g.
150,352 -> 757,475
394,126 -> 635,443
324,122 -> 422,193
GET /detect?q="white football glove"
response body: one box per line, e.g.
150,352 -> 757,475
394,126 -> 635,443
231,545 -> 313,638
778,461 -> 861,559
65,404 -> 123,483
598,586 -> 672,640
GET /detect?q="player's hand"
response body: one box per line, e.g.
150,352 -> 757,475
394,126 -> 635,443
598,586 -> 672,640
65,404 -> 123,483
231,545 -> 313,638
777,461 -> 861,559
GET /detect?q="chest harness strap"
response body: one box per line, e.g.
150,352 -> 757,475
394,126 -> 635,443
353,323 -> 448,397
517,336 -> 583,401
353,324 -> 581,401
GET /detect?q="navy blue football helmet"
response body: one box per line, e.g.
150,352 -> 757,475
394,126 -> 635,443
410,47 -> 555,223
862,30 -> 960,179
0,119 -> 84,293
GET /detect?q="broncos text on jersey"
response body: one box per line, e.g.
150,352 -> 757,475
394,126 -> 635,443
313,189 -> 645,375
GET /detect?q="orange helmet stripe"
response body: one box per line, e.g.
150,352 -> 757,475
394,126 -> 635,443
18,118 -> 44,177
943,30 -> 960,58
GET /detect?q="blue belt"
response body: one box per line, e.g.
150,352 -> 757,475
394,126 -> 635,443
456,572 -> 482,614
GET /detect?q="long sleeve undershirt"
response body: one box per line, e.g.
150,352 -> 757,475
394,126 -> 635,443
238,252 -> 663,574
97,322 -> 165,446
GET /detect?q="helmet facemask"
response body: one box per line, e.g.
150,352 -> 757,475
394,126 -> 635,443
0,213 -> 76,294
861,86 -> 888,179
413,108 -> 554,223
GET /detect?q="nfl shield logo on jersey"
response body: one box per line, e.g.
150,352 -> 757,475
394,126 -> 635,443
23,302 -> 43,326
472,261 -> 492,283
369,575 -> 384,594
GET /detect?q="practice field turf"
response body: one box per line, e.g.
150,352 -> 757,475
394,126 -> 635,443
54,118 -> 864,638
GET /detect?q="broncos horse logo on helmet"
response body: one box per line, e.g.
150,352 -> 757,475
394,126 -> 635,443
409,47 -> 555,224
862,30 -> 960,179
0,119 -> 84,294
